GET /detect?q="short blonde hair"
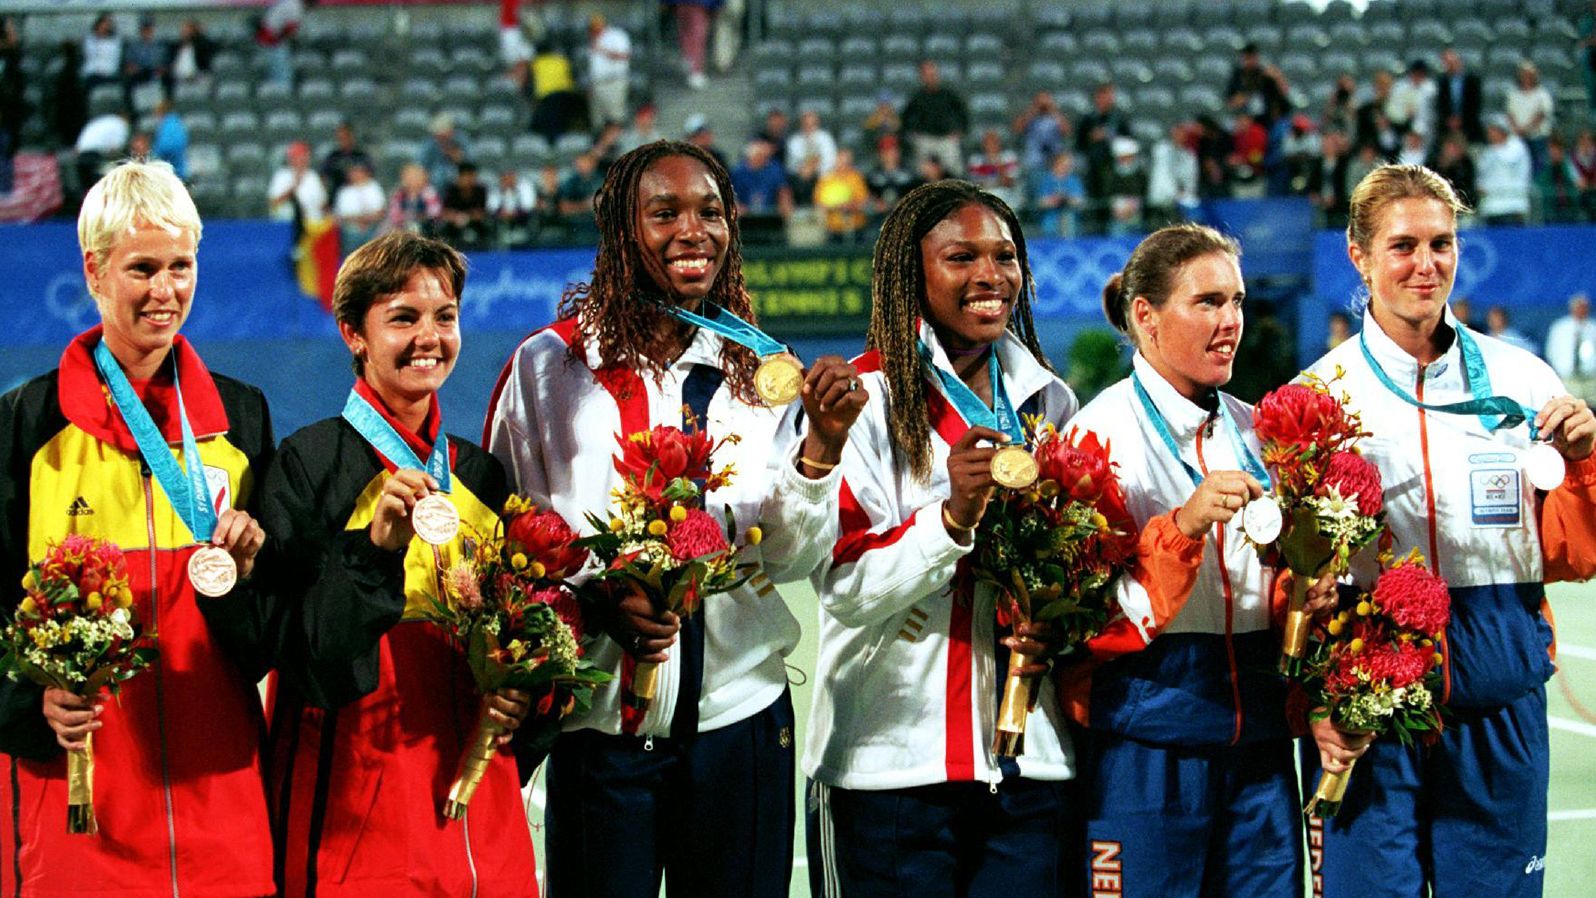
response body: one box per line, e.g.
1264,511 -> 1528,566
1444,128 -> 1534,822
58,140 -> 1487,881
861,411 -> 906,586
77,159 -> 202,267
1346,163 -> 1469,253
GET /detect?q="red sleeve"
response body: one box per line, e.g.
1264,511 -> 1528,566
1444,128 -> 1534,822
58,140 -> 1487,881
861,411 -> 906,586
1541,455 -> 1596,583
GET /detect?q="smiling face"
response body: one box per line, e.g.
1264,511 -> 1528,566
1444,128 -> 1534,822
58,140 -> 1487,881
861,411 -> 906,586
1351,196 -> 1457,338
340,268 -> 460,409
1133,251 -> 1245,398
635,154 -> 730,305
86,221 -> 198,372
919,203 -> 1021,352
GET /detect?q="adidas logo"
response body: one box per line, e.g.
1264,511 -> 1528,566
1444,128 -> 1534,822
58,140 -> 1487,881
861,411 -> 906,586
66,497 -> 93,517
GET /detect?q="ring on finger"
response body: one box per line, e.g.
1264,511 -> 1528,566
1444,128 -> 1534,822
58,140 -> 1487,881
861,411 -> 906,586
848,379 -> 860,392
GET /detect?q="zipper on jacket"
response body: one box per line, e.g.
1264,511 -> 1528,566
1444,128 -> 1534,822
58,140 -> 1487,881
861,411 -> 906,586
1195,418 -> 1245,746
144,473 -> 182,898
643,735 -> 654,752
1414,367 -> 1451,702
461,808 -> 480,898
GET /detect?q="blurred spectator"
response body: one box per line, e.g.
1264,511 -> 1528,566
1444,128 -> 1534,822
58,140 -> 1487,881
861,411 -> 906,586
917,156 -> 949,184
1573,129 -> 1596,220
1547,293 -> 1596,398
1228,112 -> 1269,191
557,151 -> 603,218
320,122 -> 374,197
150,99 -> 188,180
254,0 -> 303,88
756,107 -> 791,168
617,103 -> 664,155
1583,1 -> 1596,114
662,0 -> 718,90
170,19 -> 215,88
788,152 -> 821,206
1435,48 -> 1483,144
1013,91 -> 1070,180
127,131 -> 152,160
533,163 -> 566,238
1034,150 -> 1085,237
684,114 -> 728,171
388,162 -> 442,234
440,161 -> 490,248
1077,81 -> 1131,227
786,110 -> 838,179
1194,115 -> 1232,200
487,167 -> 536,246
861,91 -> 901,151
1476,116 -> 1533,225
1357,70 -> 1395,151
1146,123 -> 1198,226
1327,311 -> 1353,349
866,135 -> 919,213
1307,129 -> 1353,225
1397,130 -> 1428,168
47,39 -> 87,149
1388,60 -> 1437,145
730,138 -> 792,217
1506,61 -> 1555,171
1431,132 -> 1477,208
1226,43 -> 1288,125
0,16 -> 23,194
901,60 -> 968,174
334,161 -> 386,249
1106,137 -> 1146,236
594,121 -> 625,171
967,129 -> 1022,210
1324,72 -> 1359,138
1452,297 -> 1478,330
74,109 -> 129,192
421,114 -> 472,192
81,14 -> 122,94
1272,113 -> 1321,196
497,4 -> 535,88
1345,142 -> 1383,194
122,15 -> 168,113
1486,305 -> 1538,355
587,14 -> 631,127
813,147 -> 870,242
528,46 -> 586,140
1537,134 -> 1582,223
268,139 -> 327,228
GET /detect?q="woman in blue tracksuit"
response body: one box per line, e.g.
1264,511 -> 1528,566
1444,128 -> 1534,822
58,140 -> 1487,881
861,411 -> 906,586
1305,163 -> 1596,898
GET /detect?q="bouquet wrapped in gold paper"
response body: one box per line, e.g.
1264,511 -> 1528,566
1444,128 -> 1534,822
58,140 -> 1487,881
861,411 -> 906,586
969,423 -> 1137,757
428,498 -> 611,819
0,535 -> 156,834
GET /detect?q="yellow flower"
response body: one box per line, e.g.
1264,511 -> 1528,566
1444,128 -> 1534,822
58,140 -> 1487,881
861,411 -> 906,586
19,596 -> 36,616
1356,601 -> 1372,616
115,588 -> 133,609
648,519 -> 669,537
670,505 -> 688,523
609,517 -> 625,532
1091,512 -> 1109,532
1348,637 -> 1364,653
1432,652 -> 1444,666
511,553 -> 528,571
86,592 -> 102,610
20,571 -> 37,592
507,639 -> 528,661
746,526 -> 763,546
529,561 -> 546,579
1327,618 -> 1344,636
30,629 -> 52,649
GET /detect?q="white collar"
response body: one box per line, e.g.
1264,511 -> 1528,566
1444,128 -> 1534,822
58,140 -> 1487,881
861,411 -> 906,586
1131,351 -> 1214,442
916,319 -> 1055,405
1359,304 -> 1464,382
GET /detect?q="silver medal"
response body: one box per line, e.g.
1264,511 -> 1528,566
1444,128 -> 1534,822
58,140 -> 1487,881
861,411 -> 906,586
1241,496 -> 1284,544
411,493 -> 461,545
1524,442 -> 1567,492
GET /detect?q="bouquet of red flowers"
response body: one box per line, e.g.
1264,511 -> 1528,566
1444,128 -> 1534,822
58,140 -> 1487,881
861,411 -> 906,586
0,535 -> 156,834
970,424 -> 1138,756
1252,375 -> 1387,675
429,497 -> 610,820
577,422 -> 754,717
1300,551 -> 1450,816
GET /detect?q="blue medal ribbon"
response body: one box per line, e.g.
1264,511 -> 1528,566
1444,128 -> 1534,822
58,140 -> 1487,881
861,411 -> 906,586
341,389 -> 452,491
653,301 -> 788,358
1131,371 -> 1271,490
918,341 -> 1026,444
1357,327 -> 1536,433
93,340 -> 218,542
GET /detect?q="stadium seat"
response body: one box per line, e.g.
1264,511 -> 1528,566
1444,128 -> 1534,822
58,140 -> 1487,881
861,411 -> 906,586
880,34 -> 921,65
838,36 -> 877,60
798,38 -> 836,66
1286,24 -> 1333,52
1081,30 -> 1122,58
1026,60 -> 1068,88
1366,22 -> 1407,47
409,47 -> 451,77
837,63 -> 877,90
1452,19 -> 1494,54
1121,29 -> 1161,59
1201,25 -> 1246,53
299,79 -> 336,103
1036,32 -> 1080,59
967,62 -> 1005,87
1326,22 -> 1368,50
1243,25 -> 1286,57
1152,59 -> 1196,84
1162,29 -> 1205,56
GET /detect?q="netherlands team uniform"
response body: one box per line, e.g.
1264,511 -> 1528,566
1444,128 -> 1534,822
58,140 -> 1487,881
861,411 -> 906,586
485,316 -> 841,897
1301,308 -> 1596,898
0,329 -> 276,898
259,380 -> 537,898
1062,353 -> 1301,898
803,325 -> 1079,897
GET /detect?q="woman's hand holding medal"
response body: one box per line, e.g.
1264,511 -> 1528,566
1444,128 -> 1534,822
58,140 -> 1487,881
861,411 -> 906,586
943,426 -> 1008,543
1174,470 -> 1265,541
797,356 -> 868,478
1536,394 -> 1596,462
370,470 -> 441,552
209,508 -> 266,580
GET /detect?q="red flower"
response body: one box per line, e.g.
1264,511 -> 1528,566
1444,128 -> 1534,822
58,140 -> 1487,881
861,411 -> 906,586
1318,451 -> 1383,516
1373,563 -> 1451,636
1361,641 -> 1433,689
1036,428 -> 1115,503
1255,384 -> 1350,450
667,508 -> 729,561
612,426 -> 716,502
506,509 -> 589,579
532,586 -> 586,642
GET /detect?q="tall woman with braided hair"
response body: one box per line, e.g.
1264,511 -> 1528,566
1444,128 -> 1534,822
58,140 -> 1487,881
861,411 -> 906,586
485,140 -> 867,897
803,179 -> 1080,897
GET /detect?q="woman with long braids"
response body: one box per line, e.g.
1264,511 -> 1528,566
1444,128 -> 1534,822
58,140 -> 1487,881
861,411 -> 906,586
485,140 -> 867,897
803,179 -> 1078,897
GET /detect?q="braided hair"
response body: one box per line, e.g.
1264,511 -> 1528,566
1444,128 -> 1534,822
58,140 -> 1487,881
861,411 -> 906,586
866,179 -> 1053,482
557,140 -> 759,402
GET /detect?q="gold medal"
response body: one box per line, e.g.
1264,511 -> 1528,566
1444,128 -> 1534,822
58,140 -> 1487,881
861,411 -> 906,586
412,493 -> 461,545
990,445 -> 1039,490
754,354 -> 803,406
188,545 -> 238,598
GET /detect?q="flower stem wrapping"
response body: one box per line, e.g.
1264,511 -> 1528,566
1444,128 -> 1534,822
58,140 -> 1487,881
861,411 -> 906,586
1279,574 -> 1312,677
66,734 -> 95,835
626,660 -> 660,710
993,650 -> 1037,757
1306,756 -> 1357,817
443,698 -> 504,820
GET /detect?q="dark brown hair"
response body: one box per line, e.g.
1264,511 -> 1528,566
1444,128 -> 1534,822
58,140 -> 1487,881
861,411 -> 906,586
556,140 -> 758,402
333,230 -> 468,375
867,179 -> 1051,482
1102,223 -> 1241,346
